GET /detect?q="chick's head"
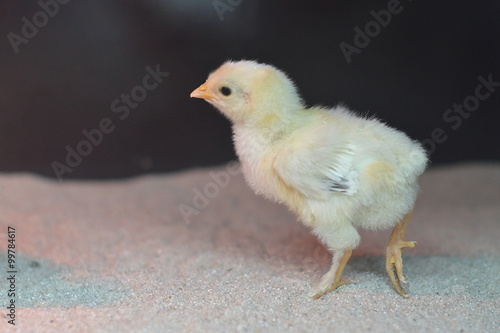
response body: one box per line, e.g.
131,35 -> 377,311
190,60 -> 303,124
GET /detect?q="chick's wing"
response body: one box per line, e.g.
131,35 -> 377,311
273,135 -> 359,200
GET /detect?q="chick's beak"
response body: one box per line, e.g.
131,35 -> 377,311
190,82 -> 213,100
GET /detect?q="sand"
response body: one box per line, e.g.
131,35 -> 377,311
0,163 -> 499,332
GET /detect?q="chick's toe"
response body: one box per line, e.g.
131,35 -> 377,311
309,248 -> 352,299
385,210 -> 417,297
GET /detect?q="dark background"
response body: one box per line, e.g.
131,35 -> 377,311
1,0 -> 499,180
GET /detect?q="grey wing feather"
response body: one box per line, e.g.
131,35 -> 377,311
324,144 -> 358,195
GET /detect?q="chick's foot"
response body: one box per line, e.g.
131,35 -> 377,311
309,248 -> 352,299
385,210 -> 416,297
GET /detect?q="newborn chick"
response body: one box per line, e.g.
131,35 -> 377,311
190,60 -> 428,298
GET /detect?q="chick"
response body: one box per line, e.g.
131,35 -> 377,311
190,60 -> 428,298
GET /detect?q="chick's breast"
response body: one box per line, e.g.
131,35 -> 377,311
233,124 -> 313,222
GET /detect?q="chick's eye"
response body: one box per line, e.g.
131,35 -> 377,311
219,86 -> 232,96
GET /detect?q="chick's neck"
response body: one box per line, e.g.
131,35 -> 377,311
241,105 -> 311,145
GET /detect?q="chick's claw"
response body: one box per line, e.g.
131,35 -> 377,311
309,248 -> 352,299
386,248 -> 411,297
309,279 -> 351,299
385,211 -> 416,297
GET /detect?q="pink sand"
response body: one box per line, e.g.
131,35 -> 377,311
0,163 -> 498,332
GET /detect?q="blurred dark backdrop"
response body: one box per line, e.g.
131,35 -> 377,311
1,0 -> 499,180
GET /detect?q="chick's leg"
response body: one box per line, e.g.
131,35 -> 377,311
385,209 -> 417,297
309,248 -> 352,299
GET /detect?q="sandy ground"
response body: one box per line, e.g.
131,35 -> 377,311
0,163 -> 499,332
